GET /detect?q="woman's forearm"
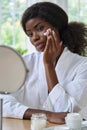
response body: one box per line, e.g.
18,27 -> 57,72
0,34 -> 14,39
23,108 -> 68,124
44,63 -> 58,92
23,108 -> 49,119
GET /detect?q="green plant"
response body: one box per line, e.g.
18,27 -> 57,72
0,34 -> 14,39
16,47 -> 28,55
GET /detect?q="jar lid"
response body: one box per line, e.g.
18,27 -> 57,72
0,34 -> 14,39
66,113 -> 82,120
31,113 -> 47,120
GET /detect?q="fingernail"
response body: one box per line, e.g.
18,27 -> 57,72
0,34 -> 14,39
44,28 -> 51,36
60,41 -> 63,45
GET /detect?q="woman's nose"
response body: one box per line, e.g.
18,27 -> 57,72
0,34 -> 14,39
32,32 -> 40,42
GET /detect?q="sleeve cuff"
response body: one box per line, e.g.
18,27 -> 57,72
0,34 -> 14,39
49,83 -> 65,106
15,106 -> 29,119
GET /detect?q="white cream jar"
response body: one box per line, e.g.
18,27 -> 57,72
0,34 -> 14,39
65,113 -> 82,130
31,113 -> 47,130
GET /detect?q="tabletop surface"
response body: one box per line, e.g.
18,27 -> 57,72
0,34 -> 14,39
3,118 -> 56,130
3,118 -> 87,130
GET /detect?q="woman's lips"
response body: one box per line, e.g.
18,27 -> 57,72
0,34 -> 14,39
36,42 -> 45,50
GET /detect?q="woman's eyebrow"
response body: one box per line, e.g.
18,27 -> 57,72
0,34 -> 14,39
26,22 -> 42,32
33,22 -> 42,29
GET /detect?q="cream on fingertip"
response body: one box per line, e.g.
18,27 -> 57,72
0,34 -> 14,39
43,28 -> 52,36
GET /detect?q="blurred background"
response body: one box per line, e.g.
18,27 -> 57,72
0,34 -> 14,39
0,0 -> 87,55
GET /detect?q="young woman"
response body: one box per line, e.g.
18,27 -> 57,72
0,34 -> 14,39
1,2 -> 87,124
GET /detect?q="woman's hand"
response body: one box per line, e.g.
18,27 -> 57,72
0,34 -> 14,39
47,112 -> 68,124
43,29 -> 63,92
43,29 -> 63,66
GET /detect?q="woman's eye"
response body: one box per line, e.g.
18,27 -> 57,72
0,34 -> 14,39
38,26 -> 44,31
27,32 -> 33,37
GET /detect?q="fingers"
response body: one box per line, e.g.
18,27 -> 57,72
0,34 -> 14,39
44,28 -> 63,61
44,28 -> 57,49
48,112 -> 67,124
52,30 -> 63,48
44,28 -> 62,48
44,28 -> 54,52
44,28 -> 51,36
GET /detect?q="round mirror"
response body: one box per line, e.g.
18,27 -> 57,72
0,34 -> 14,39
0,45 -> 28,94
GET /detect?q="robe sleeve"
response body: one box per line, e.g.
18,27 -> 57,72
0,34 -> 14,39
43,61 -> 87,115
0,94 -> 28,119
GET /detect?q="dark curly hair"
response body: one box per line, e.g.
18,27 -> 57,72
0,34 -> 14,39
21,2 -> 87,55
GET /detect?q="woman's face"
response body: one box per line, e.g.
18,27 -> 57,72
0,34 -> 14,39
25,18 -> 60,52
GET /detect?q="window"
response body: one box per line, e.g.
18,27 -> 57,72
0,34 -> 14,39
68,0 -> 87,23
0,0 -> 28,52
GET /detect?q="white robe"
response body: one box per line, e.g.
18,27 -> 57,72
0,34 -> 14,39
0,47 -> 87,119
